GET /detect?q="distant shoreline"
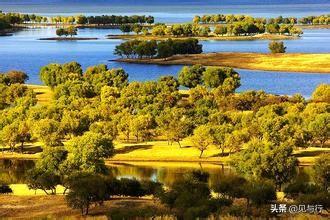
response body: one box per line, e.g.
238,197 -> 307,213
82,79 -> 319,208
107,33 -> 298,41
38,37 -> 98,41
116,52 -> 330,73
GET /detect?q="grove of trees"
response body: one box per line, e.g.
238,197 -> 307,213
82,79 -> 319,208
114,38 -> 202,59
0,12 -> 154,26
0,60 -> 329,217
145,22 -> 302,38
193,14 -> 329,25
56,26 -> 78,37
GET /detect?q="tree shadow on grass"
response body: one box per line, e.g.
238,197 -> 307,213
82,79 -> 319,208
1,144 -> 42,154
20,145 -> 43,154
115,144 -> 153,154
34,91 -> 45,95
209,152 -> 230,157
294,150 -> 329,158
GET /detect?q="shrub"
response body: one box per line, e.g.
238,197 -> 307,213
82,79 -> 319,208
312,153 -> 330,190
312,84 -> 330,103
65,173 -> 109,215
284,182 -> 322,199
269,41 -> 286,53
27,169 -> 61,195
0,184 -> 13,194
297,192 -> 330,211
213,174 -> 247,199
245,179 -> 277,206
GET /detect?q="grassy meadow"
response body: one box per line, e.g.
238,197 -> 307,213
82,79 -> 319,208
27,84 -> 53,105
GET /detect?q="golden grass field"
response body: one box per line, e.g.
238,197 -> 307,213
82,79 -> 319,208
112,142 -> 330,165
119,52 -> 330,73
27,84 -> 53,105
0,195 -> 164,219
107,33 -> 297,41
0,195 -> 328,219
1,138 -> 329,165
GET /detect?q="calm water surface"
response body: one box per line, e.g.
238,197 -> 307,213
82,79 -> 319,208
2,159 -> 230,196
0,159 -> 229,187
0,27 -> 329,97
0,159 -> 313,195
1,3 -> 330,23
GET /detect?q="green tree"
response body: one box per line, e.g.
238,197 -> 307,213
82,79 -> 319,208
118,112 -> 132,142
157,40 -> 174,59
198,26 -> 211,37
158,171 -> 213,218
39,62 -> 83,88
178,65 -> 205,88
190,125 -> 213,158
56,28 -> 67,37
313,153 -> 330,190
210,124 -> 233,156
65,173 -> 109,215
266,23 -> 280,34
269,41 -> 286,53
60,110 -> 90,137
75,15 -> 87,24
224,129 -> 249,154
311,84 -> 330,103
0,122 -> 19,151
214,25 -> 227,36
66,26 -> 77,37
202,67 -> 227,88
230,138 -> 298,190
193,16 -> 201,24
37,146 -> 68,175
89,121 -> 118,140
308,113 -> 329,147
244,179 -> 277,206
17,120 -> 31,152
289,26 -> 303,36
156,107 -> 190,147
32,118 -> 63,147
27,146 -> 67,194
132,24 -> 142,34
6,70 -> 29,84
120,24 -> 132,34
27,169 -> 61,195
66,132 -> 114,173
130,114 -> 154,142
213,174 -> 247,199
146,16 -> 154,24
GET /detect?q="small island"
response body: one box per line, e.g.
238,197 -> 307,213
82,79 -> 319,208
38,26 -> 97,41
117,52 -> 330,73
107,33 -> 298,41
39,37 -> 98,40
107,21 -> 303,41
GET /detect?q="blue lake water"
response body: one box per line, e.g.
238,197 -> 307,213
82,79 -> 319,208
0,27 -> 329,97
1,3 -> 330,23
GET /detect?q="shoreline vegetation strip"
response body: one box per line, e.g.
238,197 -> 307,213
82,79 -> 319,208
116,52 -> 330,74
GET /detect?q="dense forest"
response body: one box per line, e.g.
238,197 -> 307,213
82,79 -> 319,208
0,62 -> 329,217
0,7 -> 329,218
193,14 -> 329,25
0,11 -> 154,28
114,38 -> 203,59
137,23 -> 303,38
